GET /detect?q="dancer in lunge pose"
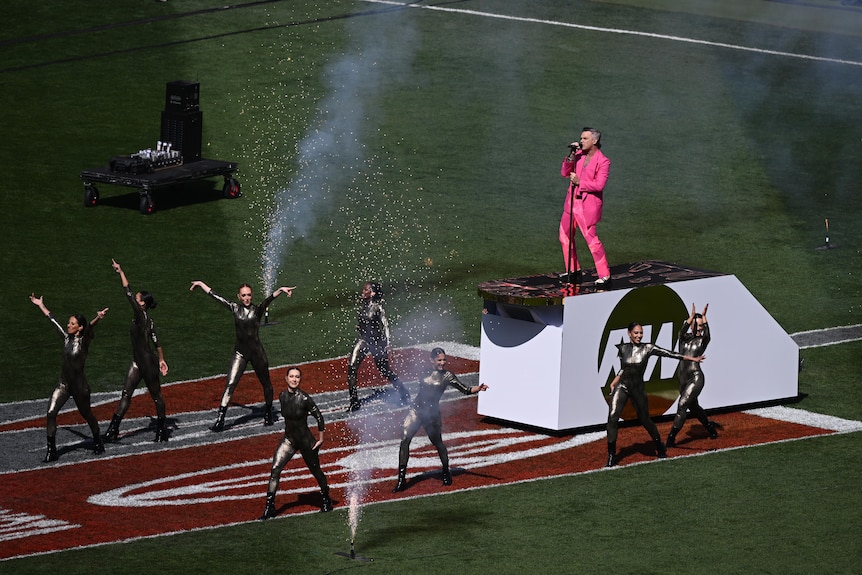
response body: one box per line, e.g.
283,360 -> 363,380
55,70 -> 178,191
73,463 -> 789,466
260,367 -> 332,519
605,322 -> 704,467
667,304 -> 719,447
104,259 -> 170,442
346,281 -> 409,412
189,280 -> 295,431
29,293 -> 108,462
391,348 -> 488,492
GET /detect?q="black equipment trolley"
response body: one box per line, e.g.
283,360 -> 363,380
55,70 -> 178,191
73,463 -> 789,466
80,80 -> 241,214
80,159 -> 240,215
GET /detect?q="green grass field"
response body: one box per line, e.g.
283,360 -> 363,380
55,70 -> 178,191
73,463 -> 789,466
2,1 -> 861,572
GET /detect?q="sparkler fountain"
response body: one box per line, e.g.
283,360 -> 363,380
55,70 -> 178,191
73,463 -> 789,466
816,217 -> 839,250
240,7 -> 455,560
334,413 -> 398,563
256,5 -> 421,298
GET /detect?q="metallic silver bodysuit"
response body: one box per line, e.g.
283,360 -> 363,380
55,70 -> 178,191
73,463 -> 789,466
673,322 -> 711,430
44,314 -> 101,440
265,387 -> 328,494
607,342 -> 685,445
347,299 -> 408,403
114,285 -> 166,419
209,290 -> 276,409
397,369 -> 474,469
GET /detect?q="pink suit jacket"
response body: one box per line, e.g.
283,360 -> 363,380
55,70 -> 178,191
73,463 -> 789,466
560,149 -> 611,227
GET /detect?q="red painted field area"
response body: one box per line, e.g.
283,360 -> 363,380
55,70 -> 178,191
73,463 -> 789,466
0,350 -> 841,561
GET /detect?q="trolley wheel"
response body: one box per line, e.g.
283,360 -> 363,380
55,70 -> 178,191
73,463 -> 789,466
223,177 -> 242,199
139,194 -> 155,215
84,184 -> 99,207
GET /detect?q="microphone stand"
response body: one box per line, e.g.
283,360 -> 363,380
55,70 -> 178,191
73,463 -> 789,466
565,149 -> 578,286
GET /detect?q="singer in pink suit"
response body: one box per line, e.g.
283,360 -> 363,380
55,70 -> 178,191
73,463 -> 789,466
559,127 -> 611,285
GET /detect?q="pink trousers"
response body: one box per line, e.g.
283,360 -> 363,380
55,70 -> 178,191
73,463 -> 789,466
559,193 -> 609,279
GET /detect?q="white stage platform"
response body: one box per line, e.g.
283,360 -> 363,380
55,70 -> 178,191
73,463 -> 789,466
477,261 -> 799,431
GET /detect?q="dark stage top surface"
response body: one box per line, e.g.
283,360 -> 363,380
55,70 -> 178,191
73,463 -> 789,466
477,261 -> 726,306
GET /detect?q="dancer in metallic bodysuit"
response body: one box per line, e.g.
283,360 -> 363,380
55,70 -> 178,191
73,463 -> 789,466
30,293 -> 108,462
260,367 -> 332,519
190,280 -> 295,431
391,348 -> 488,492
104,260 -> 170,443
667,304 -> 718,447
606,322 -> 704,467
346,281 -> 409,411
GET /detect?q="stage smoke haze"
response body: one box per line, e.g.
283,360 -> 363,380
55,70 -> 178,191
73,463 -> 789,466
391,297 -> 465,348
257,8 -> 421,294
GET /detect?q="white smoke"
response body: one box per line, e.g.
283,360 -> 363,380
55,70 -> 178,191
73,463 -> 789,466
260,8 -> 420,293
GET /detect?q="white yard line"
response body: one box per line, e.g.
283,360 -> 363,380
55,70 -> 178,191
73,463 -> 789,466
362,0 -> 862,67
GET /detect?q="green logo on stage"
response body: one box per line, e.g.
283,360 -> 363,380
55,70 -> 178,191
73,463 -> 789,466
598,285 -> 688,417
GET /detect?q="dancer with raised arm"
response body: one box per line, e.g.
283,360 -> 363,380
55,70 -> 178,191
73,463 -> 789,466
104,259 -> 170,442
391,348 -> 488,492
190,280 -> 295,431
667,303 -> 719,447
606,322 -> 704,467
260,367 -> 332,519
30,293 -> 108,462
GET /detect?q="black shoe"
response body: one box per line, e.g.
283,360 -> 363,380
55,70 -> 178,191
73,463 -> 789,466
260,493 -> 276,520
441,467 -> 452,486
93,437 -> 105,455
706,421 -> 719,439
595,276 -> 612,288
211,407 -> 227,432
321,494 -> 333,513
346,399 -> 361,413
263,406 -> 274,426
605,453 -> 616,468
154,417 -> 169,442
103,415 -> 122,442
44,437 -> 58,463
656,441 -> 667,459
392,467 -> 407,492
666,429 -> 678,448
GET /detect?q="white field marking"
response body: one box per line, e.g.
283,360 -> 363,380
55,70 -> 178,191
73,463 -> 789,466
0,509 -> 80,542
87,428 -> 607,507
797,337 -> 862,350
792,323 -> 862,336
5,407 -> 860,562
0,341 -> 474,428
361,0 -> 862,68
744,405 -> 862,433
791,323 -> 862,349
85,405 -> 862,508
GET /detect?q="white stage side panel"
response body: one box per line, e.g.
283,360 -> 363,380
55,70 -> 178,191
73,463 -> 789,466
559,289 -> 629,429
478,315 -> 564,429
669,275 -> 798,410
